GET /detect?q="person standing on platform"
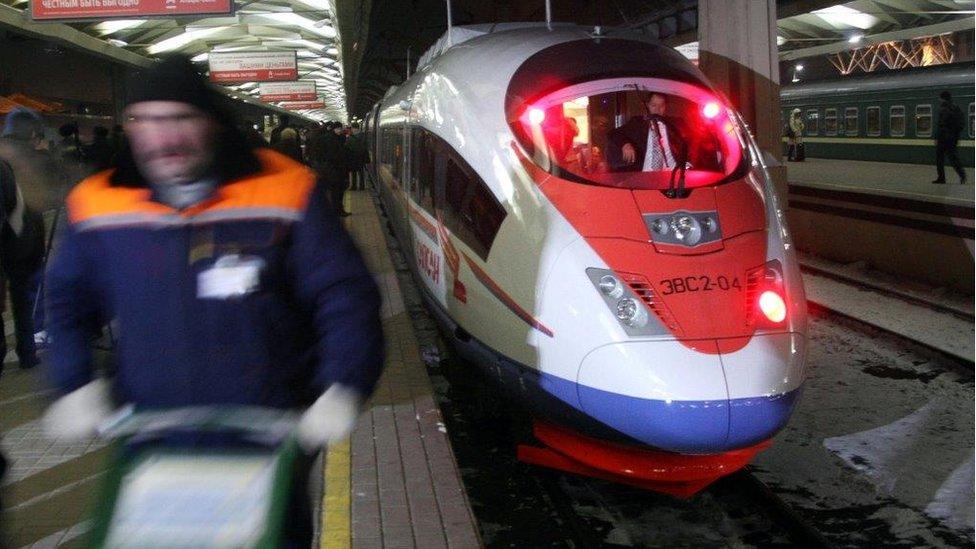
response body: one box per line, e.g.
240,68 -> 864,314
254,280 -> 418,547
308,121 -> 350,215
40,55 -> 384,544
787,108 -> 805,162
0,108 -> 55,371
933,91 -> 966,184
346,122 -> 368,191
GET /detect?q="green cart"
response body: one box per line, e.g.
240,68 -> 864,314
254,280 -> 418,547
88,407 -> 303,548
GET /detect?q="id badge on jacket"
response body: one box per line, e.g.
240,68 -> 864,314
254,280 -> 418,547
197,254 -> 265,299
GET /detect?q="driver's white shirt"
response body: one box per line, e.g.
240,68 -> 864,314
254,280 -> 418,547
643,120 -> 676,171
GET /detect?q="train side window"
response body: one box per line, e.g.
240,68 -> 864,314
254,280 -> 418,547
969,103 -> 974,138
866,106 -> 881,137
889,106 -> 906,137
844,107 -> 858,136
915,104 -> 932,137
824,108 -> 837,136
805,110 -> 819,135
442,152 -> 506,260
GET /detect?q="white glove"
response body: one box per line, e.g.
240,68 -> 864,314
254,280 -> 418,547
297,384 -> 363,451
42,379 -> 114,441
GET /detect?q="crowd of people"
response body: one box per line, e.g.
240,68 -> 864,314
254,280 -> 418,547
266,116 -> 370,216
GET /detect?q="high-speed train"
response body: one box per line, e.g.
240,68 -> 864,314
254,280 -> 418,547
365,23 -> 807,497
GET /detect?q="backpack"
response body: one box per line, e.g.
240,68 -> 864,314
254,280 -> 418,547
784,123 -> 795,139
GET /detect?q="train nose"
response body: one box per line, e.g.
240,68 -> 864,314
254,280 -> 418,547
576,338 -> 801,453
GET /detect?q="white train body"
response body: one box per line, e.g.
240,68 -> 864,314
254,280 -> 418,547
365,24 -> 807,481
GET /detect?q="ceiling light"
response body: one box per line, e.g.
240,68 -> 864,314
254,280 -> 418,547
94,19 -> 147,35
107,38 -> 128,47
191,52 -> 209,62
848,34 -> 864,44
811,5 -> 878,30
148,27 -> 228,54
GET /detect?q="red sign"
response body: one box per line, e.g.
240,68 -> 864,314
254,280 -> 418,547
259,81 -> 317,102
209,51 -> 298,84
280,101 -> 326,110
31,0 -> 231,20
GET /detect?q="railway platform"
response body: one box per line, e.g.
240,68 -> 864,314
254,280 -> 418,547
0,190 -> 481,548
787,157 -> 974,204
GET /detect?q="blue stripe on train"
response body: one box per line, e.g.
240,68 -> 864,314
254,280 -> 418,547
541,372 -> 799,454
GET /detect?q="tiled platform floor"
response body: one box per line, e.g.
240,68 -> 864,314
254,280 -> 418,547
0,188 -> 481,548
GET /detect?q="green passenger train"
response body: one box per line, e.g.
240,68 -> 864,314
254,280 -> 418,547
780,63 -> 974,165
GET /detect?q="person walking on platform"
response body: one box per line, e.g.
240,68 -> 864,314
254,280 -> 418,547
787,108 -> 805,162
40,55 -> 384,544
932,91 -> 966,184
346,122 -> 368,191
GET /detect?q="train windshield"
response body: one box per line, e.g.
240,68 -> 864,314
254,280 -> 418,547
511,79 -> 748,190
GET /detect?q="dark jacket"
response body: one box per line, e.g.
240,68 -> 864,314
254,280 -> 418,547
606,115 -> 685,171
345,133 -> 368,170
46,148 -> 384,408
936,100 -> 964,145
306,129 -> 347,174
0,160 -> 45,273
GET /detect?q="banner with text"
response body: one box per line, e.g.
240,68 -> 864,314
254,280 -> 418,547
280,101 -> 326,110
259,81 -> 317,102
209,51 -> 298,84
31,0 -> 231,21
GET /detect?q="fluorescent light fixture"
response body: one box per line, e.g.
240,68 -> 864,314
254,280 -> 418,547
257,13 -> 337,38
148,27 -> 228,54
95,19 -> 147,35
107,38 -> 128,47
326,47 -> 339,56
191,52 -> 209,62
811,5 -> 878,30
848,34 -> 864,44
777,35 -> 787,46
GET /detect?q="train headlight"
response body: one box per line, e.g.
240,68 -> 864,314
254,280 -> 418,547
598,275 -> 625,299
615,297 -> 648,327
670,215 -> 702,246
587,268 -> 667,336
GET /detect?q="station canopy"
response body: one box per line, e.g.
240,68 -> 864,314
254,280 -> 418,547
776,0 -> 974,61
0,0 -> 348,121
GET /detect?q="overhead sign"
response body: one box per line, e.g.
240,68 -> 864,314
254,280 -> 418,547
31,0 -> 232,21
259,81 -> 317,102
280,101 -> 326,110
209,51 -> 298,84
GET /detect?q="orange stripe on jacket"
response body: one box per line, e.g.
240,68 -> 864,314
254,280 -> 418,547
68,149 -> 317,224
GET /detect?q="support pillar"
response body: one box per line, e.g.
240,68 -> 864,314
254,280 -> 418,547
697,0 -> 786,202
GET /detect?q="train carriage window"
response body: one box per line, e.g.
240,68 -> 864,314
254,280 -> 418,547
969,103 -> 974,138
824,108 -> 838,136
844,107 -> 858,136
866,106 -> 881,137
915,104 -> 932,137
805,110 -> 819,135
889,106 -> 906,137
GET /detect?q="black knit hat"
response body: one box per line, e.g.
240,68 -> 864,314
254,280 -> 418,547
126,54 -> 218,113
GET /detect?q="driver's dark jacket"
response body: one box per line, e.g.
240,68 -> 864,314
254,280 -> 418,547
46,148 -> 384,408
607,115 -> 684,171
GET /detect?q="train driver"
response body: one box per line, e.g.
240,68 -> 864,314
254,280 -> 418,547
608,92 -> 683,172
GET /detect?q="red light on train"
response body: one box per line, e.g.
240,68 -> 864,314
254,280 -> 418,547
758,291 -> 787,323
528,107 -> 546,125
702,102 -> 721,119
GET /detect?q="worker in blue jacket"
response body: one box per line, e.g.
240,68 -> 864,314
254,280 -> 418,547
41,56 -> 384,541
